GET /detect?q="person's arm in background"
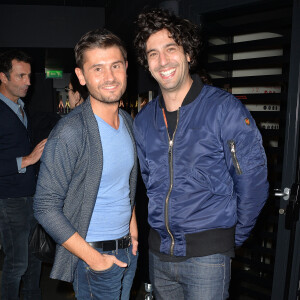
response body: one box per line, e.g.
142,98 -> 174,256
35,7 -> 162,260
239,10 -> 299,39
20,139 -> 47,168
0,139 -> 47,176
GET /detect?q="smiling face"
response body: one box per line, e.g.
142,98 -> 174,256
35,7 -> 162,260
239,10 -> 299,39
0,59 -> 31,103
75,46 -> 127,105
146,29 -> 191,96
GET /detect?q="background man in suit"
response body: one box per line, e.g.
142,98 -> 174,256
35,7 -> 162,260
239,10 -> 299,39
0,50 -> 46,300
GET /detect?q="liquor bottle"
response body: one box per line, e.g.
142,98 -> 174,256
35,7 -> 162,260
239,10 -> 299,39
65,96 -> 70,114
58,98 -> 64,114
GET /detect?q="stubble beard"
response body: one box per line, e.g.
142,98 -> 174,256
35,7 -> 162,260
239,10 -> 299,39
89,81 -> 125,105
92,95 -> 121,105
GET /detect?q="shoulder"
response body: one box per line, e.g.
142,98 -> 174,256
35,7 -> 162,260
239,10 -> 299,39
48,106 -> 86,143
198,85 -> 246,118
0,100 -> 11,115
201,85 -> 236,105
42,111 -> 86,162
134,97 -> 158,127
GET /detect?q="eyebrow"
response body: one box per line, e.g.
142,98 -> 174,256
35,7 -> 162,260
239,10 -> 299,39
18,72 -> 31,77
89,60 -> 125,70
146,42 -> 178,55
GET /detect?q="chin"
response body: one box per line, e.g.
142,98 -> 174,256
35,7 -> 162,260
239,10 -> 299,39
100,99 -> 120,104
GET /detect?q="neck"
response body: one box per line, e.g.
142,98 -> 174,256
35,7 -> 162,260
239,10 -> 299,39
162,76 -> 193,112
0,87 -> 18,104
91,98 -> 120,129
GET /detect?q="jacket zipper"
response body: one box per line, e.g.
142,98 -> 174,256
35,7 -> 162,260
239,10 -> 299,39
164,109 -> 180,256
228,140 -> 242,175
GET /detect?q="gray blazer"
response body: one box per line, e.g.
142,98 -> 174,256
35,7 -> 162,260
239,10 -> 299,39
34,98 -> 138,282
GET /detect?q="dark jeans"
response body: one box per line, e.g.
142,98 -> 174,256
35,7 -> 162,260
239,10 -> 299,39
0,197 -> 41,300
73,244 -> 138,300
149,250 -> 231,300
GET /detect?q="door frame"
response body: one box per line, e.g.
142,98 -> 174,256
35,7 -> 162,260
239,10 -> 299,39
271,1 -> 300,299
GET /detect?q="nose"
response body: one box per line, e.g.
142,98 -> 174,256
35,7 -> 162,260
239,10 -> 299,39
24,75 -> 31,86
159,51 -> 169,66
104,67 -> 115,82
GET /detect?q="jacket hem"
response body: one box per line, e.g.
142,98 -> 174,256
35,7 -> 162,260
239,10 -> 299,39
149,226 -> 235,257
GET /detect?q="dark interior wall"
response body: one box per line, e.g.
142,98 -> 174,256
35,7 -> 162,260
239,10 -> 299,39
0,5 -> 105,48
26,74 -> 55,114
0,1 -> 281,104
181,0 -> 266,14
106,0 -> 270,95
0,5 -> 105,115
179,0 -> 276,21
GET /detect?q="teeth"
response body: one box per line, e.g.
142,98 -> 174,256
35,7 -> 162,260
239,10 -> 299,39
104,86 -> 116,89
160,68 -> 175,77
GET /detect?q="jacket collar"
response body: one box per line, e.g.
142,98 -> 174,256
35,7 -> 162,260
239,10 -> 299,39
158,74 -> 204,110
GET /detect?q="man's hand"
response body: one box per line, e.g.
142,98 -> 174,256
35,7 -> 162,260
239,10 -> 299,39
130,207 -> 138,256
131,236 -> 138,256
62,232 -> 127,273
88,252 -> 127,272
21,139 -> 47,168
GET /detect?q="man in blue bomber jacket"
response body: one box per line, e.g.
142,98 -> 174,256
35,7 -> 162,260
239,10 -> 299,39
133,8 -> 269,300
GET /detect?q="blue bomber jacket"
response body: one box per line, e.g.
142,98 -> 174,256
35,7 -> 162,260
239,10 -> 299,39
133,81 -> 269,258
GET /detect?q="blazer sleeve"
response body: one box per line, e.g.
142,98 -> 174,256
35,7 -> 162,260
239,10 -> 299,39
33,126 -> 80,245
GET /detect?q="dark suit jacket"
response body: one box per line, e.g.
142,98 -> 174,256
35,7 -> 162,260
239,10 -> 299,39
0,100 -> 36,198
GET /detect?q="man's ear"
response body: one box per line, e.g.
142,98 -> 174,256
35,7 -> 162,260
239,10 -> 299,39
75,68 -> 86,86
0,72 -> 8,84
186,53 -> 191,63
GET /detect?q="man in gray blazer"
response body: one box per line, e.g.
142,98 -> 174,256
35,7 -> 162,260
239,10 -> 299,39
34,29 -> 138,300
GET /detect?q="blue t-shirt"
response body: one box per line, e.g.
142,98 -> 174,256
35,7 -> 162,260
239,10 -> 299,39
85,114 -> 134,242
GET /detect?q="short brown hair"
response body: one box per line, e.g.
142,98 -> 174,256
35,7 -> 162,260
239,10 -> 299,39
74,28 -> 127,69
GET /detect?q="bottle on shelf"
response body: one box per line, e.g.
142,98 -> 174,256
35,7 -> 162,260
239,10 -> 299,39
65,96 -> 70,114
58,98 -> 64,114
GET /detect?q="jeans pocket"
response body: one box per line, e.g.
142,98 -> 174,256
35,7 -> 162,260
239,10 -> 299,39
87,262 -> 117,275
76,258 -> 124,299
190,254 -> 225,267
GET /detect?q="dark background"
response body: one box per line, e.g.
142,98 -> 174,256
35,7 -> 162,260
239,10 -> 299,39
0,0 -> 279,114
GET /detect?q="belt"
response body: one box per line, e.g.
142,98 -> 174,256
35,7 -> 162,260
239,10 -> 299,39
88,234 -> 131,251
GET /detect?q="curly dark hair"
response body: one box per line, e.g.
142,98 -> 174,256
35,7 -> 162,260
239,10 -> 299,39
75,28 -> 127,70
134,8 -> 202,70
